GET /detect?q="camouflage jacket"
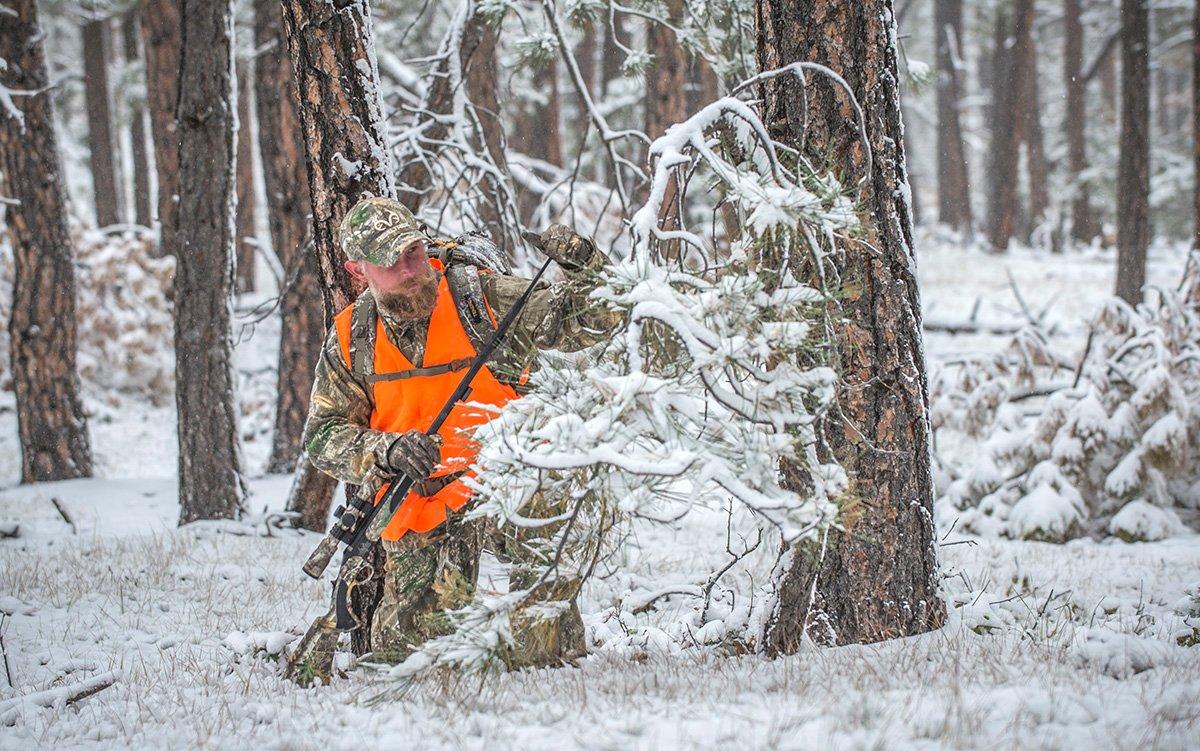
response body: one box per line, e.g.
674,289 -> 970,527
303,245 -> 616,486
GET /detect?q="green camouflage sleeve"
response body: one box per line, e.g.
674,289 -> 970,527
302,326 -> 398,485
479,237 -> 621,382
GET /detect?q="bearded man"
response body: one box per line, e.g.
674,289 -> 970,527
302,197 -> 614,670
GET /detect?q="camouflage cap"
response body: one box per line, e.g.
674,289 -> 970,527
338,197 -> 425,266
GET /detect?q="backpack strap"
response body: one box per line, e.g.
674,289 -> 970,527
444,263 -> 497,355
348,292 -> 378,380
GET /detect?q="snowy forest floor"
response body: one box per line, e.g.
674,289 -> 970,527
1,236 -> 1197,749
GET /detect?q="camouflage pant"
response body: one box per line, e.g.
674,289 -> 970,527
369,494 -> 586,669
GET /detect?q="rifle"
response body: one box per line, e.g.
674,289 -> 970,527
284,232 -> 552,684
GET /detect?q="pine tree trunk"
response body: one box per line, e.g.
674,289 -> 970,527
122,11 -> 153,228
755,0 -> 944,653
528,60 -> 564,167
174,0 -> 245,524
1116,0 -> 1150,305
462,19 -> 510,248
395,7 -> 505,207
1064,0 -> 1098,243
254,0 -> 327,487
1193,0 -> 1199,251
600,12 -> 628,97
280,0 -> 395,543
280,0 -> 394,315
1023,33 -> 1049,239
645,3 -> 687,261
235,60 -> 258,294
141,0 -> 182,255
81,17 -> 124,227
0,0 -> 94,483
986,1 -> 1033,252
934,0 -> 972,232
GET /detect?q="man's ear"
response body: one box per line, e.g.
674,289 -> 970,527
344,260 -> 367,282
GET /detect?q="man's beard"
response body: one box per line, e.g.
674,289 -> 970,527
373,270 -> 440,320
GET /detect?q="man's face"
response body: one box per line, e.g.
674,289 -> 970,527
345,239 -> 439,319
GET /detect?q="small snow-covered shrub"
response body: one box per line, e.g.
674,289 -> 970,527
383,77 -> 856,681
0,226 -> 174,404
937,267 -> 1200,541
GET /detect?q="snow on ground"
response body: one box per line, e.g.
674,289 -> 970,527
0,238 -> 1196,749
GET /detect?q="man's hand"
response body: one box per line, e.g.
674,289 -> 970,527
539,224 -> 599,274
382,430 -> 440,481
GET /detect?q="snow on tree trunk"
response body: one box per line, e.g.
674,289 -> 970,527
280,0 -> 394,317
140,0 -> 181,255
0,0 -> 95,483
173,0 -> 245,524
121,11 -> 153,229
934,0 -> 972,233
235,60 -> 257,294
1116,0 -> 1150,305
754,0 -> 945,651
81,17 -> 124,228
254,0 -> 328,486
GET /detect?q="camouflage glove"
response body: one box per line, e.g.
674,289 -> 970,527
381,430 -> 440,481
539,224 -> 601,276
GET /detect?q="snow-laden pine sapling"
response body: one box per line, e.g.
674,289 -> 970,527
374,68 -> 860,686
936,270 -> 1200,542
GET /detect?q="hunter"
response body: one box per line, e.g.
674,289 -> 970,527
302,196 -> 614,670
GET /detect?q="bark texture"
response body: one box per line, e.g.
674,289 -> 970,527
280,0 -> 394,316
235,60 -> 257,293
755,0 -> 944,652
82,18 -> 124,227
1022,34 -> 1048,237
174,0 -> 245,523
1116,0 -> 1150,305
0,0 -> 94,482
986,0 -> 1033,252
1194,0 -> 1200,251
122,11 -> 153,228
254,0 -> 329,500
140,0 -> 182,254
934,0 -> 972,232
644,2 -> 687,261
1063,0 -> 1098,242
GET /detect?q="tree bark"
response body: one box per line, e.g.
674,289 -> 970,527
235,60 -> 258,293
1064,0 -> 1098,243
934,0 -> 972,232
1116,0 -> 1150,305
0,0 -> 95,483
254,0 -> 327,487
280,0 -> 395,540
174,0 -> 245,524
121,11 -> 153,228
1023,32 -> 1049,239
986,0 -> 1033,252
140,0 -> 182,255
645,2 -> 687,261
600,11 -> 629,97
755,0 -> 944,653
81,17 -> 124,227
1194,0 -> 1200,251
281,0 -> 394,315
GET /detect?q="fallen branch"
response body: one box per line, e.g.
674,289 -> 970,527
0,670 -> 119,723
50,498 -> 75,535
923,319 -> 1024,336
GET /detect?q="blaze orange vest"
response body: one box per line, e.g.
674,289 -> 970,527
333,260 -> 517,541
